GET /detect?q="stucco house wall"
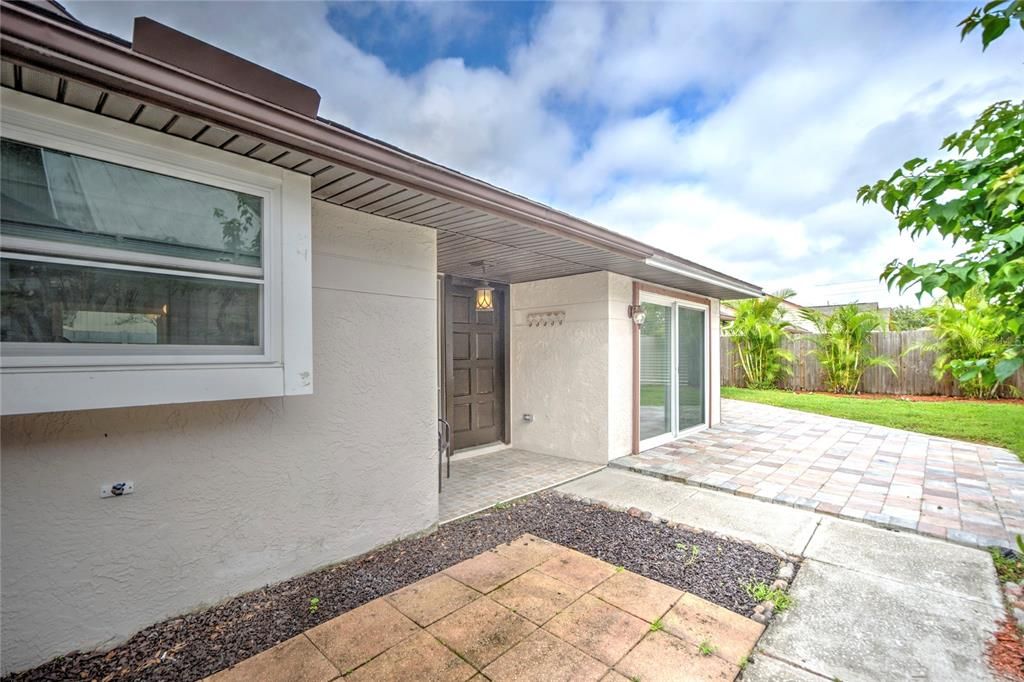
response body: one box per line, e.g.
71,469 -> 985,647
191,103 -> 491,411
0,201 -> 439,674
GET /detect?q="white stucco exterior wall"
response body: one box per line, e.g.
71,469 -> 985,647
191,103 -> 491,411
0,201 -> 439,674
607,273 -> 635,458
710,297 -> 723,425
510,272 -> 613,464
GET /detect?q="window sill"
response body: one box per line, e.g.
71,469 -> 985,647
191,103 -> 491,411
1,365 -> 312,415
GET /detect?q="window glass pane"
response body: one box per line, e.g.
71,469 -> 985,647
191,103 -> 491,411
0,140 -> 262,268
677,306 -> 705,431
639,301 -> 672,441
1,258 -> 260,346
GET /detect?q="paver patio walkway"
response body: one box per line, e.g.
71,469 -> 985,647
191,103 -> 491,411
561,469 -> 1005,681
206,534 -> 763,681
613,398 -> 1024,549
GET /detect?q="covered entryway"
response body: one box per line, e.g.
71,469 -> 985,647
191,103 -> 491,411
442,276 -> 508,452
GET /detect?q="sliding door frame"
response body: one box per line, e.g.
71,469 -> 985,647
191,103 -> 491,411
631,282 -> 713,454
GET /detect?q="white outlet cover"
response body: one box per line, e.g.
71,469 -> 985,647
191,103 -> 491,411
100,481 -> 135,498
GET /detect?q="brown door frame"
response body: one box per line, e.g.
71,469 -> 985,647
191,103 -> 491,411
631,281 -> 713,455
441,275 -> 511,452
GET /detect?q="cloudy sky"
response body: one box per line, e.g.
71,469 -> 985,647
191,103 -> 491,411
67,1 -> 1023,306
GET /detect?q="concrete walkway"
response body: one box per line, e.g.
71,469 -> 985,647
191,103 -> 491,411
613,398 -> 1024,549
559,469 -> 1006,681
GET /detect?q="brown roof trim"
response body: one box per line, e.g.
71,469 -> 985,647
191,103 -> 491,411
0,2 -> 762,293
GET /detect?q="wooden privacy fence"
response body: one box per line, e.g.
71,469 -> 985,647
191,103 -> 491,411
721,329 -> 1024,396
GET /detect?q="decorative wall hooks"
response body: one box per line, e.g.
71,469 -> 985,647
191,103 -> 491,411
526,311 -> 565,327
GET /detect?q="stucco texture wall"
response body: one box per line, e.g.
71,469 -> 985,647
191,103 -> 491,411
0,201 -> 439,674
510,272 -> 628,464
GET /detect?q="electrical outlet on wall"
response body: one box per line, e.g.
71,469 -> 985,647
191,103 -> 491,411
100,481 -> 135,498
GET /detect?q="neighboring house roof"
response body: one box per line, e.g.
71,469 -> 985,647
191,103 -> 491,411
0,2 -> 763,299
720,298 -> 817,333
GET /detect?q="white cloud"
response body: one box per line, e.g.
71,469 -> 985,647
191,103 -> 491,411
65,0 -> 1024,306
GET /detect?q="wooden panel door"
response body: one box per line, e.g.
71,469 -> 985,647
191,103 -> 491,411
445,278 -> 506,450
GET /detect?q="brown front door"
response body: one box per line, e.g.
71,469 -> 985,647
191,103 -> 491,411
444,277 -> 507,450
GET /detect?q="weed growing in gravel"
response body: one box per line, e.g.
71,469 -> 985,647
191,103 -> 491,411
675,543 -> 700,567
649,618 -> 664,632
308,597 -> 320,614
698,640 -> 716,656
738,655 -> 749,671
743,579 -> 793,611
493,501 -> 513,510
991,547 -> 1024,584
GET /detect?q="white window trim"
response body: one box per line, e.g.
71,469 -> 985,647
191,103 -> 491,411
0,90 -> 312,415
638,291 -> 710,452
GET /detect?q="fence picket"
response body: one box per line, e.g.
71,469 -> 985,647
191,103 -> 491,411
720,330 -> 1024,395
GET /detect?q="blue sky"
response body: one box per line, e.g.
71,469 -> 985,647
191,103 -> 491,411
67,1 -> 1024,306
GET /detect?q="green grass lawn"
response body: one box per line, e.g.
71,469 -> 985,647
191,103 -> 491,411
722,387 -> 1024,458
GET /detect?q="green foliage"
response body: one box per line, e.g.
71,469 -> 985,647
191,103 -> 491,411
698,640 -> 716,656
991,545 -> 1024,583
725,290 -> 797,390
959,0 -> 1024,49
799,305 -> 896,393
308,597 -> 320,614
888,305 -> 931,331
924,289 -> 1021,398
649,618 -> 664,632
742,579 -> 793,612
858,4 -> 1023,385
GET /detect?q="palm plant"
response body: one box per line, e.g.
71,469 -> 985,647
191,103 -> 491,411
924,289 -> 1018,399
725,290 -> 796,390
800,304 -> 895,394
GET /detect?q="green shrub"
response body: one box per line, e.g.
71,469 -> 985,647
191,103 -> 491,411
925,289 -> 1020,399
800,305 -> 896,394
725,290 -> 796,390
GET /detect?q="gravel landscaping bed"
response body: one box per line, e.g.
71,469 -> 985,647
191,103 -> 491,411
5,492 -> 783,682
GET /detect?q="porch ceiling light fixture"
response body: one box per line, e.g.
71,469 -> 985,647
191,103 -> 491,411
628,304 -> 647,327
474,261 -> 495,312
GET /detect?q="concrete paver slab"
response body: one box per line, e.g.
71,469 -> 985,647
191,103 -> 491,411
662,593 -> 764,669
558,467 -> 700,517
615,630 -> 738,681
483,628 -> 608,682
445,549 -> 530,593
490,569 -> 583,625
385,573 -> 482,626
344,630 -> 475,682
535,547 -> 617,592
805,516 -> 1003,605
205,634 -> 338,682
758,559 -> 1002,682
304,598 -> 418,673
428,596 -> 536,668
542,593 -> 649,666
590,569 -> 682,623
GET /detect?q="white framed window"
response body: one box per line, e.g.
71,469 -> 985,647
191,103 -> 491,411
0,91 -> 312,415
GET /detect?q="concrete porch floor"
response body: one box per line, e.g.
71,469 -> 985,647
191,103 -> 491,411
439,448 -> 602,523
207,534 -> 763,681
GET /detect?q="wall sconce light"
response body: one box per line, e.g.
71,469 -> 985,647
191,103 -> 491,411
475,285 -> 494,312
628,304 -> 647,326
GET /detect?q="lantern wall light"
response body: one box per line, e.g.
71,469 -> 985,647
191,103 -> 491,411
628,304 -> 647,326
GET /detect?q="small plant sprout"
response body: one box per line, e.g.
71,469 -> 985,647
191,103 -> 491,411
615,565 -> 626,573
698,639 -> 716,656
742,579 -> 793,611
308,597 -> 320,614
649,618 -> 664,632
738,655 -> 749,671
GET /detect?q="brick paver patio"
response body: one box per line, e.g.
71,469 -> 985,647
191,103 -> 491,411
612,399 -> 1024,549
206,534 -> 762,681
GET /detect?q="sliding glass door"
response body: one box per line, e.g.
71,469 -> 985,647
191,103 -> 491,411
639,294 -> 708,450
